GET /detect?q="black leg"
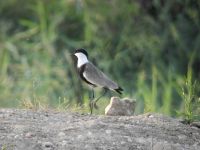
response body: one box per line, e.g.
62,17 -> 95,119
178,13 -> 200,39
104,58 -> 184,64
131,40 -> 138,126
93,88 -> 108,109
92,88 -> 94,99
89,101 -> 93,114
89,88 -> 95,114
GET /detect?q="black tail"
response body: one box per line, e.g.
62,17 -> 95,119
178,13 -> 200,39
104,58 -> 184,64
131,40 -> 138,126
115,87 -> 123,94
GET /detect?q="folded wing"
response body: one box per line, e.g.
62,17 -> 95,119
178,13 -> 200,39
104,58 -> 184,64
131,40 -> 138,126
83,62 -> 119,90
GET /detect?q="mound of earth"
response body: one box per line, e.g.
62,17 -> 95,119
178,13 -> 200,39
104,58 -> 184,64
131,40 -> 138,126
0,109 -> 200,150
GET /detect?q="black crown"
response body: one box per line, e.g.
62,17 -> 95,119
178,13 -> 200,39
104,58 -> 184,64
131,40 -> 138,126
75,48 -> 88,58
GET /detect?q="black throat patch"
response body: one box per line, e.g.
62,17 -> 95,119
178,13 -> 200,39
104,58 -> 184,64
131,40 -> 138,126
78,64 -> 96,87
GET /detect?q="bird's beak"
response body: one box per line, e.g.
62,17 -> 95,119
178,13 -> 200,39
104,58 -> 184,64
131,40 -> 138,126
70,53 -> 75,57
71,53 -> 77,61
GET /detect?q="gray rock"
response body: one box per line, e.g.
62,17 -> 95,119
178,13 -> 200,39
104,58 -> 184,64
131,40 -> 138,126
105,97 -> 136,116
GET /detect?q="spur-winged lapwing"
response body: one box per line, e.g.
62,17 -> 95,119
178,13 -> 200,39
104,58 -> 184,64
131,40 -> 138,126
73,48 -> 123,114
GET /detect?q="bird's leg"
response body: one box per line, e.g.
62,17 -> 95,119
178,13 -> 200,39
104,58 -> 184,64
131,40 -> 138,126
92,88 -> 95,99
93,88 -> 108,109
89,88 -> 95,114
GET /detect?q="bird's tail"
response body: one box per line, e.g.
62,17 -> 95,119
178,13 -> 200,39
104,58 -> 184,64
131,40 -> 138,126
115,87 -> 123,94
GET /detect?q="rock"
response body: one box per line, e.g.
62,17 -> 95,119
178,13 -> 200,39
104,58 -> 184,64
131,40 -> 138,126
25,132 -> 35,138
191,121 -> 200,129
105,97 -> 136,116
105,130 -> 112,134
58,132 -> 65,137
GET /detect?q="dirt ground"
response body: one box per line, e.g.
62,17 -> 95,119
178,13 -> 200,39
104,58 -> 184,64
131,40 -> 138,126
0,109 -> 200,150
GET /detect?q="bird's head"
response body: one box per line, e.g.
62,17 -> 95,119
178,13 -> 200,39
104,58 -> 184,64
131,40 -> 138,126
74,48 -> 88,58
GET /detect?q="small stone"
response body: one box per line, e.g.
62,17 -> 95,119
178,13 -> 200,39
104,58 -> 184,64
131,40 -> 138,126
105,97 -> 136,116
61,140 -> 67,146
135,137 -> 146,143
58,132 -> 65,137
77,135 -> 83,139
105,130 -> 111,134
42,142 -> 53,148
127,137 -> 132,142
191,121 -> 200,128
14,135 -> 19,139
84,144 -> 89,148
25,132 -> 34,138
121,141 -> 126,145
148,114 -> 154,118
87,131 -> 92,136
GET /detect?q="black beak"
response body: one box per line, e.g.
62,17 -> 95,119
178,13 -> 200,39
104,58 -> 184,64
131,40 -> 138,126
71,53 -> 77,63
70,53 -> 76,58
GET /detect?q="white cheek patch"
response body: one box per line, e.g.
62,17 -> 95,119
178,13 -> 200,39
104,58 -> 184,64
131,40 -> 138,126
75,53 -> 88,67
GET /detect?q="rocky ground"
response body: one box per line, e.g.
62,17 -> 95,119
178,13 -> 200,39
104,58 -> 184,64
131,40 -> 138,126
0,109 -> 200,150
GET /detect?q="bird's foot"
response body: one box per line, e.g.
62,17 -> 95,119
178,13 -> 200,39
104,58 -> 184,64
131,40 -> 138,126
89,101 -> 99,114
93,102 -> 99,109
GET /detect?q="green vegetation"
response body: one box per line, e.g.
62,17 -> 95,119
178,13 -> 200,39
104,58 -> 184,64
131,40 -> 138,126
0,0 -> 199,120
178,66 -> 200,123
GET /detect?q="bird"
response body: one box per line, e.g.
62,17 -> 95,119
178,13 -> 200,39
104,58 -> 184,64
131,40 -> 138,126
72,48 -> 123,114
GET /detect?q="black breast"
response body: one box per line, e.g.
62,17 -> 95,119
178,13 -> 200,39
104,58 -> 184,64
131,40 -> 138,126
78,64 -> 96,87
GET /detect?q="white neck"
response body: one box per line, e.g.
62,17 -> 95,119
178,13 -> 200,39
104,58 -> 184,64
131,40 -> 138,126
75,53 -> 89,68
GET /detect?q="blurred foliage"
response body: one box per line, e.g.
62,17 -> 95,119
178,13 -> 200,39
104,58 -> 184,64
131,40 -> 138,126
178,65 -> 200,123
0,0 -> 199,117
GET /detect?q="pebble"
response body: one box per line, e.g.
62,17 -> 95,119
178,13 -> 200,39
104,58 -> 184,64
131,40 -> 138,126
14,135 -> 19,139
42,142 -> 53,148
61,140 -> 67,146
25,132 -> 34,138
58,132 -> 65,137
87,131 -> 92,136
77,135 -> 83,139
105,130 -> 112,134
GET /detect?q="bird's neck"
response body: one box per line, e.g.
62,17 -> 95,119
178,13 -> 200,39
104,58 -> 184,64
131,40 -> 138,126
76,53 -> 89,68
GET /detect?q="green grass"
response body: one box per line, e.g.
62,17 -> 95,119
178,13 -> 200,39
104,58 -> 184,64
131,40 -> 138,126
0,0 -> 200,120
178,66 -> 200,123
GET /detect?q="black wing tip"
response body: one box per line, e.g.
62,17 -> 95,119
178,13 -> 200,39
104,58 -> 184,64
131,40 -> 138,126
115,87 -> 123,94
